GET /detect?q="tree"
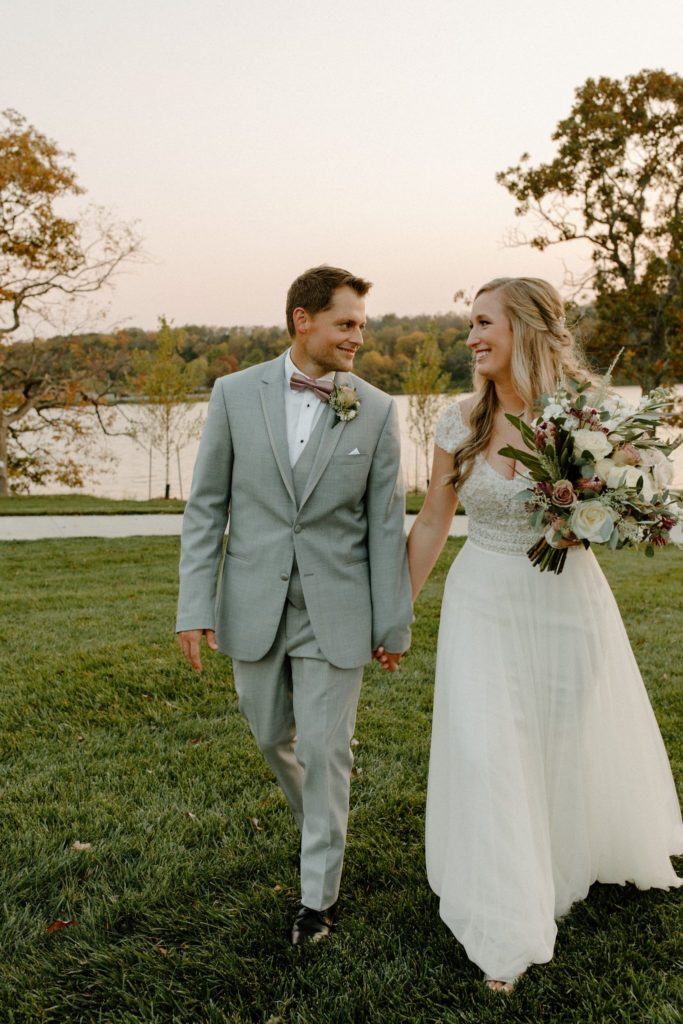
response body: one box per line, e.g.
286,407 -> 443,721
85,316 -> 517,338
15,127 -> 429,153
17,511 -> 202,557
0,333 -> 131,492
497,69 -> 683,389
401,324 -> 451,489
0,109 -> 141,495
129,318 -> 203,499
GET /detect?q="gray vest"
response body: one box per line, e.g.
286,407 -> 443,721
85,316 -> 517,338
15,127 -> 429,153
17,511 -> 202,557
287,409 -> 329,609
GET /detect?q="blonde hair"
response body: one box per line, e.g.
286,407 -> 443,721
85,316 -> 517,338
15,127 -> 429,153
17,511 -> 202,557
448,277 -> 591,490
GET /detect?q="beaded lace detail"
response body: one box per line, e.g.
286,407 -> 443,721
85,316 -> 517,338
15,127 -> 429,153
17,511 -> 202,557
435,400 -> 543,556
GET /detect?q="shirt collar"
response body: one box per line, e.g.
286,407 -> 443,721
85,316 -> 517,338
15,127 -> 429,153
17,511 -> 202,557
285,348 -> 335,384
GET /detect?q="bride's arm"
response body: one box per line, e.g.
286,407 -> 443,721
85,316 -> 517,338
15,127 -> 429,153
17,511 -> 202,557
407,445 -> 459,601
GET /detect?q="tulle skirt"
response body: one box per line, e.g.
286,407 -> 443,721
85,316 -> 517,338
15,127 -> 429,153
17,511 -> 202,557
426,540 -> 683,983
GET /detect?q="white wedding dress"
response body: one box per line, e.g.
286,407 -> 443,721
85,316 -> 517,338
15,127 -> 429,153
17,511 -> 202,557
426,399 -> 683,983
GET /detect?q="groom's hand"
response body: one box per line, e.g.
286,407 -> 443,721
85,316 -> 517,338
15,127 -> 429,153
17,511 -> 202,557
373,646 -> 403,672
177,628 -> 218,672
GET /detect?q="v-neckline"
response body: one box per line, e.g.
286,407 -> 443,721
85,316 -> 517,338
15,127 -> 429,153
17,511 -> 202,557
454,399 -> 525,484
478,454 -> 521,484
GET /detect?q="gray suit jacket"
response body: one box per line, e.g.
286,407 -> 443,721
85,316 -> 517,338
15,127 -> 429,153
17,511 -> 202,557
176,352 -> 412,669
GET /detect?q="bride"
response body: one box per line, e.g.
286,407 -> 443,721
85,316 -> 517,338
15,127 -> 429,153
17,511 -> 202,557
407,277 -> 683,991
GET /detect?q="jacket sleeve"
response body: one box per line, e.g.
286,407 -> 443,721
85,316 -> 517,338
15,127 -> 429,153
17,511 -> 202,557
175,380 -> 233,632
366,400 -> 413,653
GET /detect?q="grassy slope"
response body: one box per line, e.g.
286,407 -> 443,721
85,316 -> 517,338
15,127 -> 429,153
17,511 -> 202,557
0,538 -> 680,1023
0,495 -> 185,516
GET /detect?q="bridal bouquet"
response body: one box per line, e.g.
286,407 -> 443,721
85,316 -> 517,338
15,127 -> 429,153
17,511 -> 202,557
500,373 -> 681,574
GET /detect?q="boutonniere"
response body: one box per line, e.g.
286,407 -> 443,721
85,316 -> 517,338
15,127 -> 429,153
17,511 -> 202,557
329,384 -> 360,425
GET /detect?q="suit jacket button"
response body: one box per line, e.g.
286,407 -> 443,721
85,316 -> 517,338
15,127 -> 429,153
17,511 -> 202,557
280,572 -> 289,581
293,525 -> 302,533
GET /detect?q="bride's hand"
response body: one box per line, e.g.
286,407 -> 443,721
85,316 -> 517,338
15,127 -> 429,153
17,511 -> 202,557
555,535 -> 582,549
373,647 -> 402,672
548,519 -> 582,549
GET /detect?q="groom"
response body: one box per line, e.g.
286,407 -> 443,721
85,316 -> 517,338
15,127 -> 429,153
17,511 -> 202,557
176,265 -> 412,943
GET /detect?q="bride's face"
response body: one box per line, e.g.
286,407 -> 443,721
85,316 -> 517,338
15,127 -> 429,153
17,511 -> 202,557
467,291 -> 514,384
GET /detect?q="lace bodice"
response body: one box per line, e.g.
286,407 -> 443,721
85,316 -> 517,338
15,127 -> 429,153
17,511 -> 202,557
435,400 -> 543,556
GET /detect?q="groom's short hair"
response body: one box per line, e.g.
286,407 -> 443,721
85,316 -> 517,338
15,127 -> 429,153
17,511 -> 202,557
286,265 -> 372,338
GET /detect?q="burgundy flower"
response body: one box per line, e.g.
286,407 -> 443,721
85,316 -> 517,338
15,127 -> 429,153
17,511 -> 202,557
534,421 -> 557,449
577,476 -> 605,494
658,515 -> 677,531
572,406 -> 602,428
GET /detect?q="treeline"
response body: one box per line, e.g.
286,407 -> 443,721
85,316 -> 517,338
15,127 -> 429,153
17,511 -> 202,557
7,306 -> 607,397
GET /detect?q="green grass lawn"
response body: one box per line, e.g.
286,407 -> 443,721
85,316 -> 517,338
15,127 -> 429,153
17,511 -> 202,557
404,492 -> 468,515
0,538 -> 681,1023
2,493 -> 429,517
0,495 -> 186,516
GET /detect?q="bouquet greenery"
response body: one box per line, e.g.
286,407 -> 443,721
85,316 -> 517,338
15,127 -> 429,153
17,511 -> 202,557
500,370 -> 680,574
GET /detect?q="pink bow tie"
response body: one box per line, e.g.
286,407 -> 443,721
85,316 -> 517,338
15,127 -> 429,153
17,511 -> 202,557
289,371 -> 335,402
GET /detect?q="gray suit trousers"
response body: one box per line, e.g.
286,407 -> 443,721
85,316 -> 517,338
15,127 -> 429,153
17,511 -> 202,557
233,593 -> 363,911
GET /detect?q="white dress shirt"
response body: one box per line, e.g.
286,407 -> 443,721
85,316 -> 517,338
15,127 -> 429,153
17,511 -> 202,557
284,349 -> 335,467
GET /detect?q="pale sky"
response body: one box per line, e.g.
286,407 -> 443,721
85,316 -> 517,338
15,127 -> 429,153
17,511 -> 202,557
4,0 -> 682,331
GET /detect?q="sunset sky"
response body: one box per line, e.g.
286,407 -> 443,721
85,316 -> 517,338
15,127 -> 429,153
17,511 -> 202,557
5,0 -> 683,331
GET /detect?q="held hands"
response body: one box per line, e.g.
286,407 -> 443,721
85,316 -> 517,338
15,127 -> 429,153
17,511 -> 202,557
177,628 -> 218,672
373,646 -> 403,672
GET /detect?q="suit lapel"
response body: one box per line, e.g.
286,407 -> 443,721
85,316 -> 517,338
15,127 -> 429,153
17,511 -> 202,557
258,355 -> 296,505
298,371 -> 351,510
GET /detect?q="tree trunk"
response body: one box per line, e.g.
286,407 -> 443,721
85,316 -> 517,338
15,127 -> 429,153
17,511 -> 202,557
164,417 -> 171,499
0,411 -> 9,497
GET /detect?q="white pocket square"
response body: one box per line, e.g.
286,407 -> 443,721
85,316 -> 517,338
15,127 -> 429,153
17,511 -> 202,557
347,448 -> 361,455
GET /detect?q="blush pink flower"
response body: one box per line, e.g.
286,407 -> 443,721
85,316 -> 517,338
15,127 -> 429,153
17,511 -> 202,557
612,443 -> 641,467
551,479 -> 576,507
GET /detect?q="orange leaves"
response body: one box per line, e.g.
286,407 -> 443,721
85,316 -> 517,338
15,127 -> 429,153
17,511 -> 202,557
46,919 -> 77,933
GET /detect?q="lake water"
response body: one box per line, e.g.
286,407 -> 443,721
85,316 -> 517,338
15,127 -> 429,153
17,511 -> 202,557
31,387 -> 682,498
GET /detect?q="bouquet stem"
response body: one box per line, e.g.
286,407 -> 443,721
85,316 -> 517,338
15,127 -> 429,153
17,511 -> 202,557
527,538 -> 568,575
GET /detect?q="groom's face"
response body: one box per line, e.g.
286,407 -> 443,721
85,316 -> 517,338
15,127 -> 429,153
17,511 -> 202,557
291,286 -> 366,377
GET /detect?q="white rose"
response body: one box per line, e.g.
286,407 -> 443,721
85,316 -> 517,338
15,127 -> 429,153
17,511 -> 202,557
640,448 -> 673,490
626,467 -> 655,502
594,457 -> 613,482
572,428 -> 613,462
600,396 -> 635,429
570,501 -> 616,543
605,465 -> 655,502
542,402 -> 566,420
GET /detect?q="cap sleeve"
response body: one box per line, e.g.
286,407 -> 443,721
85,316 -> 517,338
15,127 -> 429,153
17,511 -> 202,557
435,400 -> 469,453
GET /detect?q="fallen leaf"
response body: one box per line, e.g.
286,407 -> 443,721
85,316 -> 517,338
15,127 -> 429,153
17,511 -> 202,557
250,817 -> 263,832
189,738 -> 202,746
71,841 -> 92,852
155,945 -> 168,956
185,811 -> 198,820
46,919 -> 77,933
273,884 -> 283,893
351,738 -> 360,747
